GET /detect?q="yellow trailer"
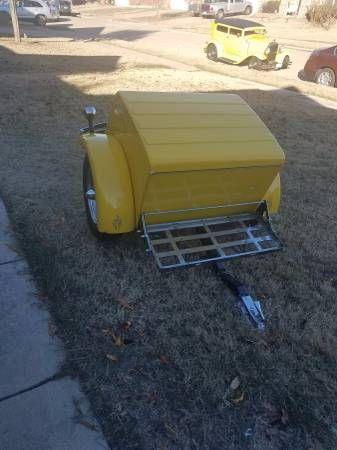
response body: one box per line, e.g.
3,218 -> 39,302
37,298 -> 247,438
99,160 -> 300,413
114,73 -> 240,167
79,91 -> 285,271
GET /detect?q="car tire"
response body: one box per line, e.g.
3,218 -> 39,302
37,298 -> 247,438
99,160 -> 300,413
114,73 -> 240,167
315,68 -> 335,87
35,14 -> 47,26
244,5 -> 252,14
248,56 -> 259,69
281,55 -> 290,69
216,9 -> 224,19
206,44 -> 218,61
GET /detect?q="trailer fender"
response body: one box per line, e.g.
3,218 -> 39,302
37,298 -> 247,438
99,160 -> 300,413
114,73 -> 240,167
80,134 -> 135,234
263,173 -> 281,214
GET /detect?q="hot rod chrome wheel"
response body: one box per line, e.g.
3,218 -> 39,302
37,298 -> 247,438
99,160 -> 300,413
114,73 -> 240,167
83,155 -> 104,238
207,44 -> 218,61
248,56 -> 259,69
86,188 -> 96,224
315,68 -> 335,87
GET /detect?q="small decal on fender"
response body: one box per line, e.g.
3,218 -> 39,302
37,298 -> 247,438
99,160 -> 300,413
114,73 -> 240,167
112,215 -> 122,232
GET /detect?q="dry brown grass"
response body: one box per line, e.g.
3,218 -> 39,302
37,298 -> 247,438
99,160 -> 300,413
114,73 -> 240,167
0,40 -> 337,449
306,0 -> 337,29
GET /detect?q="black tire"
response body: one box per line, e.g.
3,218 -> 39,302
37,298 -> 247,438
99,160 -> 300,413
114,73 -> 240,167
206,44 -> 218,61
248,56 -> 259,69
35,14 -> 47,26
244,5 -> 252,14
281,55 -> 290,69
315,68 -> 336,87
216,9 -> 224,19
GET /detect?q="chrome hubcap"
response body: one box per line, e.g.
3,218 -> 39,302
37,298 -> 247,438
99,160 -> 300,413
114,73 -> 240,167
85,188 -> 97,224
318,71 -> 333,86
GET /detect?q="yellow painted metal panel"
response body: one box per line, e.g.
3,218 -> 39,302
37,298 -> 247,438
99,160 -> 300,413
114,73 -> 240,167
133,114 -> 260,129
145,141 -> 284,173
120,91 -> 244,104
107,93 -> 152,220
142,166 -> 280,223
263,174 -> 281,214
127,102 -> 250,115
80,134 -> 136,233
104,91 -> 285,225
141,127 -> 273,144
117,91 -> 284,174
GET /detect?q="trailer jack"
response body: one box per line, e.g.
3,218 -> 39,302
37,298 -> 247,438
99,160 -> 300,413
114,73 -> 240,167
215,261 -> 265,330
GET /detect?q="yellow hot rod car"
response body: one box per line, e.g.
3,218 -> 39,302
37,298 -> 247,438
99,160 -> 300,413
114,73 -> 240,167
79,91 -> 285,270
205,18 -> 291,70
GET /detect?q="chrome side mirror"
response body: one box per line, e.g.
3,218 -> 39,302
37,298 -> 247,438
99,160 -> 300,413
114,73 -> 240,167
83,105 -> 96,135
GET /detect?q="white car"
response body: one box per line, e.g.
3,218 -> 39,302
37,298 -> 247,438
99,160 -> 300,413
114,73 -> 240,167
0,0 -> 59,26
200,0 -> 254,18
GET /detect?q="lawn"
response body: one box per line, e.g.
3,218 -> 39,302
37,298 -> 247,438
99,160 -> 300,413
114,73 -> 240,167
0,39 -> 336,449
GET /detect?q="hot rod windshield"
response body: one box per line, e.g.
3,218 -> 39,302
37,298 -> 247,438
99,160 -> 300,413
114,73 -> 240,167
244,28 -> 267,36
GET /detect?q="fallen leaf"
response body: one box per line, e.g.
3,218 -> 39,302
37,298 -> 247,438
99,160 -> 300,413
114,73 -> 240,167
117,298 -> 133,310
231,392 -> 245,404
111,333 -> 124,347
280,408 -> 289,425
102,329 -> 124,347
229,376 -> 241,391
122,320 -> 132,331
102,329 -> 112,336
164,422 -> 176,436
106,353 -> 118,362
78,419 -> 97,432
159,355 -> 169,364
147,391 -> 156,402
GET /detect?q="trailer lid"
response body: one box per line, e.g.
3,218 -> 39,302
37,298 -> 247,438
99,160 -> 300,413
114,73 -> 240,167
117,91 -> 285,174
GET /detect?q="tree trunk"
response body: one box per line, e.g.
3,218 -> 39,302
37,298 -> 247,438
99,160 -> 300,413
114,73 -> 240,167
8,0 -> 21,42
297,0 -> 311,18
278,0 -> 289,15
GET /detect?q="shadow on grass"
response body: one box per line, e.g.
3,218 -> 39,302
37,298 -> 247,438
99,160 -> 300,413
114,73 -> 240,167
0,16 -> 157,42
0,43 -> 337,450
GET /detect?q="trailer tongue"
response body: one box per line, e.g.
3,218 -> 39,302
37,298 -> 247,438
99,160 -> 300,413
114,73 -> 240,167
142,200 -> 281,330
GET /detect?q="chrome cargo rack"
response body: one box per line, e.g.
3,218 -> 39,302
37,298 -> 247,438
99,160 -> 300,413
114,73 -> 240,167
141,201 -> 282,270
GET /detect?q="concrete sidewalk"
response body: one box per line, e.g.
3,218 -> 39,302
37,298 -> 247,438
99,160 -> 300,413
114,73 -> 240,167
0,199 -> 108,450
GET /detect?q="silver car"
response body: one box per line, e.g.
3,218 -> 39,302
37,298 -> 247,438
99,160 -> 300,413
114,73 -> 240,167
0,0 -> 59,26
196,0 -> 254,18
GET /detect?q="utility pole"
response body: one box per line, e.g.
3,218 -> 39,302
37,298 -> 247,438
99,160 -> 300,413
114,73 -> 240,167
8,0 -> 21,42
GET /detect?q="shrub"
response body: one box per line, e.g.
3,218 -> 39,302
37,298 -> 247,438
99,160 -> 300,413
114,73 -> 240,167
262,0 -> 281,13
306,0 -> 337,29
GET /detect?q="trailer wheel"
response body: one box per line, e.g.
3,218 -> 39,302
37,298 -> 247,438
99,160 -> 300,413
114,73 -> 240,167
244,5 -> 252,14
35,14 -> 47,26
83,155 -> 107,239
207,44 -> 218,61
216,9 -> 224,19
